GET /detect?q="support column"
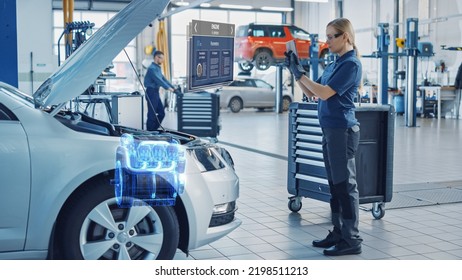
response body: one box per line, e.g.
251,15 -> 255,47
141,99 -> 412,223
405,18 -> 419,127
377,23 -> 390,105
0,0 -> 18,87
309,33 -> 319,82
275,65 -> 284,113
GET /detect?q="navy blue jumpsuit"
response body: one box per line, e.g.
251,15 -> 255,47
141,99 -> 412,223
316,49 -> 362,246
144,62 -> 174,131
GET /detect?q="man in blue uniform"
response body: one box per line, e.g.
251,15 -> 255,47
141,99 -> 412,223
144,50 -> 175,131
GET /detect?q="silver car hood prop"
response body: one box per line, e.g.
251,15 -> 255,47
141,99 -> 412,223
33,0 -> 170,113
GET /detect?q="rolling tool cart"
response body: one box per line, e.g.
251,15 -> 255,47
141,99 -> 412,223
287,102 -> 395,219
177,92 -> 220,138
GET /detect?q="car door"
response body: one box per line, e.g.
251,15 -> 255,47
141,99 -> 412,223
240,79 -> 261,107
0,103 -> 31,252
267,26 -> 288,59
252,79 -> 275,107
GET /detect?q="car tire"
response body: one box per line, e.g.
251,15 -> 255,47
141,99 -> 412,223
238,61 -> 254,72
229,97 -> 243,113
282,96 -> 292,111
115,157 -> 134,208
57,178 -> 180,260
254,49 -> 273,71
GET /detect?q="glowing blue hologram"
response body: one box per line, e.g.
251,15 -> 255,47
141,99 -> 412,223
113,133 -> 186,208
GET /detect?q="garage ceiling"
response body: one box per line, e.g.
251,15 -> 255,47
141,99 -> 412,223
53,0 -> 137,11
72,0 -> 131,4
52,0 -> 293,12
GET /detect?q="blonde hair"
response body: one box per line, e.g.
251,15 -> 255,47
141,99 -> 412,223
327,18 -> 360,59
327,18 -> 362,91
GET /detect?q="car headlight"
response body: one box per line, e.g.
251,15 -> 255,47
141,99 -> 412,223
192,147 -> 225,172
215,147 -> 235,169
191,146 -> 235,172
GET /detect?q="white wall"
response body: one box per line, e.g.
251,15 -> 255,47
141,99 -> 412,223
17,0 -> 55,94
429,0 -> 462,70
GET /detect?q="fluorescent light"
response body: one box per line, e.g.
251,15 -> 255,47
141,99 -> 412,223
174,1 -> 189,6
219,4 -> 253,10
296,0 -> 329,3
200,3 -> 211,8
261,6 -> 294,12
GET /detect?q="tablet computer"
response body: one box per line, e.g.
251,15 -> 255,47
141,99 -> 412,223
286,40 -> 298,56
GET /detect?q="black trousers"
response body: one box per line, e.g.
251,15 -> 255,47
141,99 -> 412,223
146,87 -> 165,131
322,125 -> 362,246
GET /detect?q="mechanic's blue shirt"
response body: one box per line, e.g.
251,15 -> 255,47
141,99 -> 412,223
144,62 -> 174,91
316,50 -> 361,128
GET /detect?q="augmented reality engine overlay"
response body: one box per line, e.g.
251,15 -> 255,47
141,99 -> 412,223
113,134 -> 186,207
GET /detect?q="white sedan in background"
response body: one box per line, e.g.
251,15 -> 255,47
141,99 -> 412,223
217,77 -> 293,113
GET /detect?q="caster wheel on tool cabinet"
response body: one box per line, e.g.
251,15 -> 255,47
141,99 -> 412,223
288,199 -> 302,213
371,203 -> 385,219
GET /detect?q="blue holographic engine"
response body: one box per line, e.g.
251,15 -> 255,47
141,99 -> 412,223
113,133 -> 186,207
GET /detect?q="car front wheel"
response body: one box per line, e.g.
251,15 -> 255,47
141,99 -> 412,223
254,49 -> 273,71
229,97 -> 243,113
56,179 -> 179,260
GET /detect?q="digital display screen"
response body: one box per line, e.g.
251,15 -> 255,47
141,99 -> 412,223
187,20 -> 234,91
189,36 -> 234,90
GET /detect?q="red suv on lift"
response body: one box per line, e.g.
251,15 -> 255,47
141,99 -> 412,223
234,23 -> 330,71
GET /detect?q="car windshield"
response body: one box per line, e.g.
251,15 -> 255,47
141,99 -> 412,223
290,26 -> 310,40
230,79 -> 254,87
254,79 -> 273,89
0,83 -> 35,108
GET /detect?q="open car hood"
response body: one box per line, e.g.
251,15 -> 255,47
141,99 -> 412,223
33,0 -> 170,108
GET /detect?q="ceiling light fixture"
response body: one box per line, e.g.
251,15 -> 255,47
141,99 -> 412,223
219,4 -> 253,10
174,0 -> 190,7
200,3 -> 211,8
295,0 -> 329,3
261,6 -> 294,12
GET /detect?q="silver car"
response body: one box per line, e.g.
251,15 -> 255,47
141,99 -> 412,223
0,0 -> 240,260
218,77 -> 293,113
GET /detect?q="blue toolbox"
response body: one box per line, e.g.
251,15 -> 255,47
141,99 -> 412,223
287,102 -> 395,219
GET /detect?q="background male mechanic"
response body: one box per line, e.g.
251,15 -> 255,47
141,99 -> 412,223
144,50 -> 175,131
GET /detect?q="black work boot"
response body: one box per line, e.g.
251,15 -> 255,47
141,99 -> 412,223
323,239 -> 362,256
312,229 -> 341,248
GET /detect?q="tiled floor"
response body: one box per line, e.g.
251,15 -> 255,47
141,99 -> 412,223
164,108 -> 462,260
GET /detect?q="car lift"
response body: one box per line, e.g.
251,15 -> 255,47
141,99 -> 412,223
309,33 -> 321,82
364,18 -> 420,127
303,33 -> 324,103
275,64 -> 284,113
